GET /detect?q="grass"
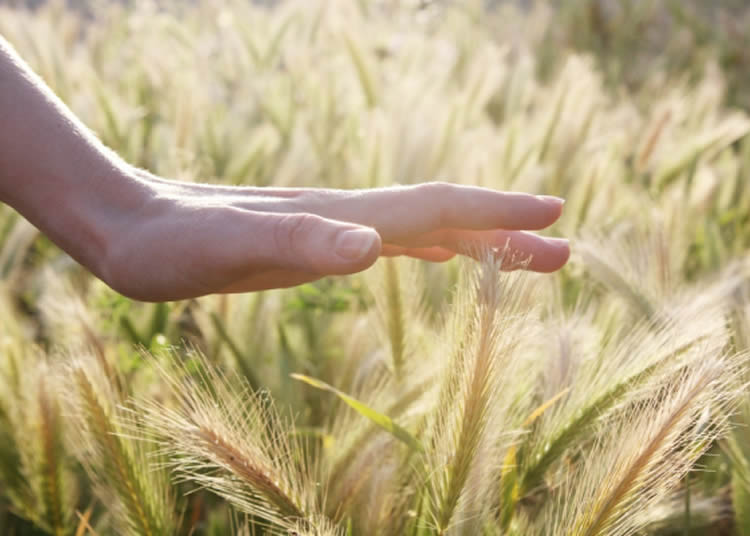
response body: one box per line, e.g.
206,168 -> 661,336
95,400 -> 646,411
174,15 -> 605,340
1,0 -> 750,534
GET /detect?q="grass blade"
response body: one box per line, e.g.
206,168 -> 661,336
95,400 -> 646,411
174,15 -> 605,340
291,373 -> 422,452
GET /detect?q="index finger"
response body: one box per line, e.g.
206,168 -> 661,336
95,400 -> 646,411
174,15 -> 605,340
302,182 -> 565,241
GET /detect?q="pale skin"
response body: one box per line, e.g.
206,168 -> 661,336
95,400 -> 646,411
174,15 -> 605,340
0,36 -> 569,302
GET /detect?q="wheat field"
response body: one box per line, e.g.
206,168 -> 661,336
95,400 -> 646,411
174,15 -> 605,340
1,1 -> 750,534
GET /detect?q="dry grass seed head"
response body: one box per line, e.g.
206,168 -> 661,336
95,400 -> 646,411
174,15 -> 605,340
134,350 -> 325,533
548,349 -> 744,536
421,254 -> 539,533
63,352 -> 178,536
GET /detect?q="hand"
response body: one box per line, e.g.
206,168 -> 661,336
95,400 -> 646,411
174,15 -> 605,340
0,37 -> 568,303
98,172 -> 569,301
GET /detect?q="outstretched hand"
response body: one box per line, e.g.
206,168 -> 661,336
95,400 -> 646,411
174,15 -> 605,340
1,36 -> 568,303
99,173 -> 569,301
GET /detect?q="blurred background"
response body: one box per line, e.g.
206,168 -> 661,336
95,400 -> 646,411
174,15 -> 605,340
6,0 -> 750,112
1,1 -> 750,535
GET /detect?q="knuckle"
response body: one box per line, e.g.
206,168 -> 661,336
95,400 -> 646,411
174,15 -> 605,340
274,213 -> 319,252
418,182 -> 454,226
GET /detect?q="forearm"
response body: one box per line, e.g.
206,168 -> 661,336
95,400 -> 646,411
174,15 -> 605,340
0,36 -> 568,302
0,35 -> 149,277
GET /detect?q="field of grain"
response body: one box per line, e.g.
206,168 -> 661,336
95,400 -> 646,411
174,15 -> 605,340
1,1 -> 750,534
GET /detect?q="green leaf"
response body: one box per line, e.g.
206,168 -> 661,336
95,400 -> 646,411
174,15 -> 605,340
291,373 -> 422,452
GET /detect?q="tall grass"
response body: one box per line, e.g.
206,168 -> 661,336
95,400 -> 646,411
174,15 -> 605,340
1,0 -> 750,534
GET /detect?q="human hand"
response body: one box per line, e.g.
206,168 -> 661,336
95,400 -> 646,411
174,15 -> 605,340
0,37 -> 567,303
98,172 -> 569,301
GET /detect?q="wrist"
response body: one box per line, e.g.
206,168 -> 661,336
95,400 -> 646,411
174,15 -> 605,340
13,161 -> 155,285
0,39 -> 158,284
74,165 -> 157,285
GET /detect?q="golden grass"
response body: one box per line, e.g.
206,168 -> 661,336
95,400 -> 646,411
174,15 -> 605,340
0,0 -> 749,534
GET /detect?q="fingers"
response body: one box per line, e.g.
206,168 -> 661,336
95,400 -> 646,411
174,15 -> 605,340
464,230 -> 570,272
394,228 -> 570,272
245,211 -> 382,276
296,182 -> 565,240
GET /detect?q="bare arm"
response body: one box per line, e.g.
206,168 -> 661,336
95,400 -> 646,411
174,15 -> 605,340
0,35 -> 569,302
0,35 -> 150,277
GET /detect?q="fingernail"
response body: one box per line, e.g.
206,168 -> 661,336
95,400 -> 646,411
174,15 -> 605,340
537,195 -> 566,206
544,237 -> 570,247
335,228 -> 379,261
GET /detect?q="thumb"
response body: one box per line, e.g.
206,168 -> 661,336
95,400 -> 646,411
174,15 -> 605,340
263,213 -> 381,275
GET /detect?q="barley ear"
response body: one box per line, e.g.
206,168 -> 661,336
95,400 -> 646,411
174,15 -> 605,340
136,351 -> 329,533
64,354 -> 178,536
